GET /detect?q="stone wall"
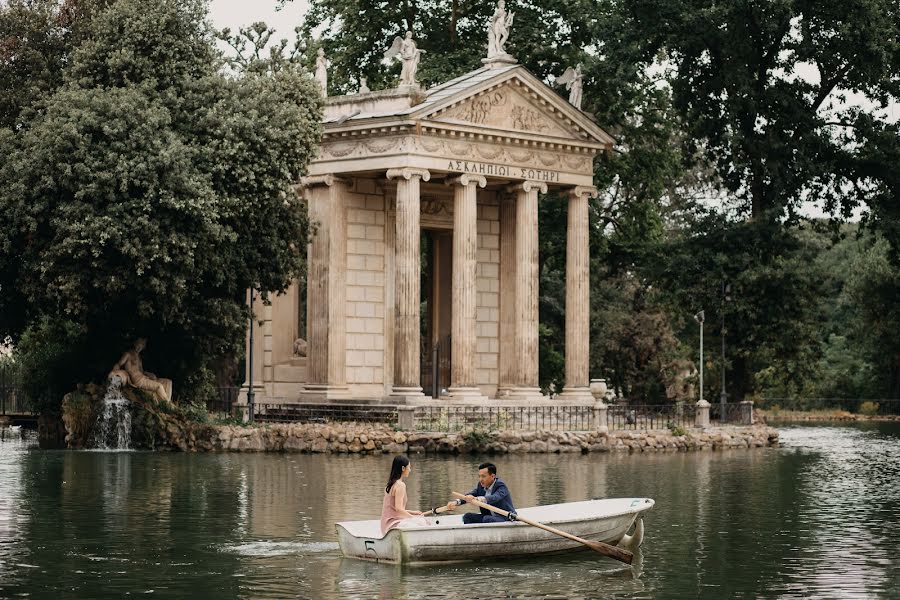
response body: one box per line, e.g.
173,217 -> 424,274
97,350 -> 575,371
201,423 -> 779,454
475,198 -> 500,396
344,178 -> 387,394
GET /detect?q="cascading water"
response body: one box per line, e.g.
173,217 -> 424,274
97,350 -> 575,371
91,375 -> 132,450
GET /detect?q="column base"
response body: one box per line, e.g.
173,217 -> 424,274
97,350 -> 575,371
558,386 -> 594,403
237,384 -> 265,405
443,386 -> 489,403
300,384 -> 353,402
495,386 -> 546,403
390,386 -> 426,403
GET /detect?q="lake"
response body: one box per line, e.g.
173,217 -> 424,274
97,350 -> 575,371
0,422 -> 897,599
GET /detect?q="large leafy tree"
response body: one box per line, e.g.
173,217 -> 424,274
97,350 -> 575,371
0,0 -> 322,408
614,0 -> 900,222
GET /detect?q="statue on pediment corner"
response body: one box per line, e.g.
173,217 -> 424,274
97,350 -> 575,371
314,48 -> 329,96
556,63 -> 584,109
385,31 -> 425,87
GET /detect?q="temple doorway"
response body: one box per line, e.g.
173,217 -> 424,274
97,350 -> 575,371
420,229 -> 452,397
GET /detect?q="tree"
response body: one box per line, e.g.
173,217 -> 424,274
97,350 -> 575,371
613,0 -> 900,223
0,0 -> 322,409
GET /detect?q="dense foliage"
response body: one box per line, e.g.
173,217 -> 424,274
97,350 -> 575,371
0,0 -> 322,410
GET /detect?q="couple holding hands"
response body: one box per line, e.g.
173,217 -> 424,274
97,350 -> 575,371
380,455 -> 517,535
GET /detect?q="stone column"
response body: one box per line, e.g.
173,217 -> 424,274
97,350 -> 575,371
504,180 -> 546,401
560,186 -> 597,402
497,193 -> 517,397
446,174 -> 487,400
300,174 -> 351,400
387,168 -> 430,400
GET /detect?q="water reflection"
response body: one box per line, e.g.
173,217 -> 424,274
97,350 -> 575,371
0,422 -> 897,599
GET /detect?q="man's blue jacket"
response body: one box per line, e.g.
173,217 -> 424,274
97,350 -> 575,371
460,477 -> 516,516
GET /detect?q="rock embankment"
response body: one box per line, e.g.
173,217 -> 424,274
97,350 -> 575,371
201,423 -> 779,454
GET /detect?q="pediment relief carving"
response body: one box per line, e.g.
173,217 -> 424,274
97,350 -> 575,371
429,83 -> 576,139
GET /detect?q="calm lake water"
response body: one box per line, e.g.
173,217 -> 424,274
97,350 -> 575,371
1,422 -> 898,599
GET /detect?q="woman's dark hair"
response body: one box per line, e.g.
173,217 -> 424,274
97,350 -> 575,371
386,455 -> 410,493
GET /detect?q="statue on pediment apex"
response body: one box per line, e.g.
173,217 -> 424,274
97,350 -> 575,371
487,0 -> 515,59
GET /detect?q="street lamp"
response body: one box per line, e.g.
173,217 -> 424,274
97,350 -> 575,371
247,287 -> 256,423
720,283 -> 731,422
694,310 -> 705,403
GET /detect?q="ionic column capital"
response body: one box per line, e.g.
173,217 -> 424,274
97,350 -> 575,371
446,174 -> 487,189
567,185 -> 598,200
506,180 -> 548,195
298,174 -> 351,189
386,167 -> 431,182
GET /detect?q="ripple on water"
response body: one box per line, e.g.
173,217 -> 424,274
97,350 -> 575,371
219,540 -> 339,557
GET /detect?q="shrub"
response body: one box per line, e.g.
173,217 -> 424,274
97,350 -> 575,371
858,401 -> 880,416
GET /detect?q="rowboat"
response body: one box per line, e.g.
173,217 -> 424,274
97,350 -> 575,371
335,497 -> 654,564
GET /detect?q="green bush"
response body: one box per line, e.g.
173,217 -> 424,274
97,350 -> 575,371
858,401 -> 880,416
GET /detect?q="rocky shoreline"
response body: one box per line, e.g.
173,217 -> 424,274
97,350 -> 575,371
201,422 -> 779,454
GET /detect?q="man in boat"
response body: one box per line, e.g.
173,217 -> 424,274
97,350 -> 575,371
446,462 -> 516,524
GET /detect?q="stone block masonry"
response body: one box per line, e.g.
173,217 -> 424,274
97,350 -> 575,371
344,185 -> 386,390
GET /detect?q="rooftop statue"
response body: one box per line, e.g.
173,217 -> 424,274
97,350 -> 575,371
487,0 -> 515,60
108,338 -> 173,405
385,31 -> 425,87
314,48 -> 328,95
555,64 -> 584,109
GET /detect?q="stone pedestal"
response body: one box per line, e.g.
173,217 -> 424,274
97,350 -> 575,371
592,401 -> 609,433
695,399 -> 711,428
740,400 -> 754,425
388,168 -> 430,401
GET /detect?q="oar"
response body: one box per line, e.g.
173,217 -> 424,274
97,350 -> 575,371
451,491 -> 633,565
421,505 -> 453,517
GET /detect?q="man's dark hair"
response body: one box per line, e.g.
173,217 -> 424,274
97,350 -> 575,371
478,462 -> 497,475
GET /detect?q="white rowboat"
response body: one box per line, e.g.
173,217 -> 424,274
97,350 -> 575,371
335,497 -> 654,564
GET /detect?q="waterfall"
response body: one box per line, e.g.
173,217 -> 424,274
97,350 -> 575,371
91,375 -> 132,450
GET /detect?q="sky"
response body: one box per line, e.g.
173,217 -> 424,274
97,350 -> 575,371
208,0 -> 311,38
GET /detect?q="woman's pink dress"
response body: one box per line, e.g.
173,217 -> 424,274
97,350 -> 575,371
380,490 -> 405,535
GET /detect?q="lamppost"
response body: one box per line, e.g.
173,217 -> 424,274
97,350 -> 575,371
720,283 -> 731,422
247,287 -> 256,424
694,310 -> 705,403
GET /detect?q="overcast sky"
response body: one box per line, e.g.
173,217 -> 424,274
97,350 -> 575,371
208,0 -> 311,38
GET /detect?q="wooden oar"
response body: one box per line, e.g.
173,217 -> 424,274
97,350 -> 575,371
451,491 -> 633,565
421,505 -> 452,517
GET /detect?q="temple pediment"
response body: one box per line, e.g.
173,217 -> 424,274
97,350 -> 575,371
427,81 -> 573,138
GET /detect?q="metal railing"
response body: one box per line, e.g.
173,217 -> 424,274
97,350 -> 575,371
207,387 -> 240,414
0,364 -> 35,416
709,401 -> 747,423
607,403 -> 696,430
242,402 -> 399,425
412,405 -> 594,432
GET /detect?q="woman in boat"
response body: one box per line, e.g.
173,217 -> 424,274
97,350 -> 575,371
381,455 -> 427,535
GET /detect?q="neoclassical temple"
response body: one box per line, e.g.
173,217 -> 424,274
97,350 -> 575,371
241,13 -> 613,406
